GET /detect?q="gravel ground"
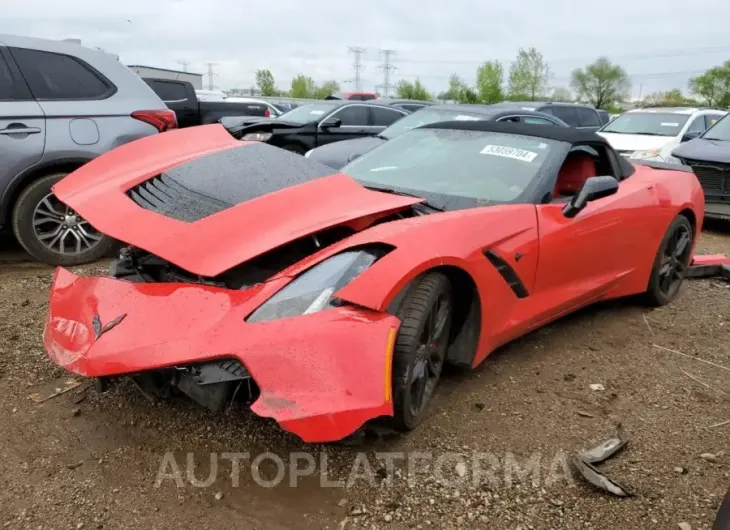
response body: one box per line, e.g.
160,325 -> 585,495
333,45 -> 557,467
0,223 -> 728,530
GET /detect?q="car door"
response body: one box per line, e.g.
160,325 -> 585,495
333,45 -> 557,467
369,105 -> 408,131
315,104 -> 373,147
542,105 -> 579,127
0,46 -> 45,204
576,107 -> 602,132
531,143 -> 658,323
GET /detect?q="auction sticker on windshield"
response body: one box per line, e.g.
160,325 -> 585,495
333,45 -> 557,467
480,144 -> 538,162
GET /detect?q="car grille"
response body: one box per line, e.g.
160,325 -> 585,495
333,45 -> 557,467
684,159 -> 730,195
126,174 -> 230,222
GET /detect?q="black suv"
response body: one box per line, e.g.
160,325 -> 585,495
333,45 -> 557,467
489,102 -> 608,131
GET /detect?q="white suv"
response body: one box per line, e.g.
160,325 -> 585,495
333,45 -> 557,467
597,107 -> 727,162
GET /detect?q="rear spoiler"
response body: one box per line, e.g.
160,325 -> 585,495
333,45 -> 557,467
631,160 -> 693,173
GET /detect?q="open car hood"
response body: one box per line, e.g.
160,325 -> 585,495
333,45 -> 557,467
53,125 -> 421,277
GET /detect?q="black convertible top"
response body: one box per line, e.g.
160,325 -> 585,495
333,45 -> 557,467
421,119 -> 635,179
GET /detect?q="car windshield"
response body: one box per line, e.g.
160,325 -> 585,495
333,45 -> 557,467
702,114 -> 730,141
343,128 -> 559,210
600,112 -> 690,136
277,103 -> 339,124
379,108 -> 491,140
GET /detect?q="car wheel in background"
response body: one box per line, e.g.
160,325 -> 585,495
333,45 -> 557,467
390,272 -> 453,431
11,173 -> 116,266
643,214 -> 694,306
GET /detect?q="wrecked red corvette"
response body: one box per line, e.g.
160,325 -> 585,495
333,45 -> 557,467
44,121 -> 705,442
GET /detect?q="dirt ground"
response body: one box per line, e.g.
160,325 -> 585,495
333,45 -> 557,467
0,223 -> 728,530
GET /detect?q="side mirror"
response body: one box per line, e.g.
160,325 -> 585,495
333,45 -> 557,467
320,117 -> 342,129
681,130 -> 701,143
562,176 -> 619,218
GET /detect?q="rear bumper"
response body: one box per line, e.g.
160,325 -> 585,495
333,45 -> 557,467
43,268 -> 398,442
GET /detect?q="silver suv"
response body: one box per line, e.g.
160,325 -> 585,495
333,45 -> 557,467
0,34 -> 176,265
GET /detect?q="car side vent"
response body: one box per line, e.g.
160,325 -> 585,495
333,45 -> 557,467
483,249 -> 530,299
126,174 -> 230,222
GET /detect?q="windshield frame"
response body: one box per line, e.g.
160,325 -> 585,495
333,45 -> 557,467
342,127 -> 571,211
599,111 -> 691,137
701,113 -> 730,141
276,102 -> 342,124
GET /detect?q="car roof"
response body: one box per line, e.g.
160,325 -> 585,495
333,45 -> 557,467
423,118 -> 607,144
376,98 -> 435,106
489,101 -> 596,110
626,107 -> 725,115
417,104 -> 568,123
0,33 -> 119,61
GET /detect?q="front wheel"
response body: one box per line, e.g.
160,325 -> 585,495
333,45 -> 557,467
11,173 -> 115,266
390,272 -> 453,431
643,214 -> 694,306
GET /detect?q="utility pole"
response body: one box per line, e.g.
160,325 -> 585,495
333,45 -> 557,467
348,47 -> 366,92
178,60 -> 190,72
376,49 -> 397,97
206,62 -> 217,91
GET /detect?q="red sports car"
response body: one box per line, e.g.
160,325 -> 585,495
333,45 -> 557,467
44,121 -> 704,443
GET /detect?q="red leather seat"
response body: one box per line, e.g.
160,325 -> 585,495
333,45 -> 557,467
553,151 -> 598,197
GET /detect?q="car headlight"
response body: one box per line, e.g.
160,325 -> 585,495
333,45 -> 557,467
246,249 -> 384,322
304,149 -> 313,158
662,155 -> 682,165
630,149 -> 662,160
242,132 -> 273,142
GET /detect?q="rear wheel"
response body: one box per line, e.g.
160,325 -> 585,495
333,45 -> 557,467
643,215 -> 694,306
390,272 -> 453,431
11,173 -> 115,266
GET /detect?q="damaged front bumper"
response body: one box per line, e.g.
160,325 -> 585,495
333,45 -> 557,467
43,268 -> 398,443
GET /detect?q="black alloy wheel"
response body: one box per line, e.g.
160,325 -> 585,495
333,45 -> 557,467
644,215 -> 694,306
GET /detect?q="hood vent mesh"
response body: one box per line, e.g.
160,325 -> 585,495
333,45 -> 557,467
126,174 -> 230,222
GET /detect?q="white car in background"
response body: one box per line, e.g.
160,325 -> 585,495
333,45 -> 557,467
597,107 -> 727,162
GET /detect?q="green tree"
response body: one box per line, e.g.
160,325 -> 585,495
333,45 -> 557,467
570,57 -> 630,109
642,88 -> 695,107
476,61 -> 504,103
689,61 -> 730,107
290,74 -> 316,99
458,86 -> 479,103
550,86 -> 572,102
507,47 -> 550,100
314,80 -> 340,99
395,79 -> 432,100
255,69 -> 276,96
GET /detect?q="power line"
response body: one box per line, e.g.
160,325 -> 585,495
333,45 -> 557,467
206,62 -> 218,90
376,49 -> 397,97
348,47 -> 366,92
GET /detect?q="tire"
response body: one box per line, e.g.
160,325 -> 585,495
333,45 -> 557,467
11,173 -> 115,266
643,214 -> 694,306
280,143 -> 307,155
390,272 -> 453,431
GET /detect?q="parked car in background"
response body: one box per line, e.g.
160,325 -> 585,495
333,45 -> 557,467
195,89 -> 228,102
597,110 -> 611,126
0,33 -> 175,266
223,100 -> 410,154
224,96 -> 282,117
306,104 -> 568,170
597,107 -> 727,162
326,91 -> 378,101
672,112 -> 730,220
142,78 -> 274,128
490,102 -> 606,131
373,98 -> 435,113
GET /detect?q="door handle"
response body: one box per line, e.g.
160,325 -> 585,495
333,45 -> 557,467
0,126 -> 41,135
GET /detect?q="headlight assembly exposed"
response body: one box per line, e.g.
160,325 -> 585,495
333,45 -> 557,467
242,132 -> 273,142
630,149 -> 662,160
246,249 -> 383,322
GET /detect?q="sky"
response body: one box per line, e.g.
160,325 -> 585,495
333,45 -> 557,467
2,0 -> 730,100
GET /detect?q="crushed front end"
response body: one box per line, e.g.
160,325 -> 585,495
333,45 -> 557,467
44,254 -> 399,443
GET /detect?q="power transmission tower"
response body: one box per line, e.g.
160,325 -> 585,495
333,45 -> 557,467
206,62 -> 218,90
178,60 -> 190,72
348,47 -> 366,92
376,49 -> 397,96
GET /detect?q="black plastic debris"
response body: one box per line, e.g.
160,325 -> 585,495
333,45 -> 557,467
573,425 -> 632,497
